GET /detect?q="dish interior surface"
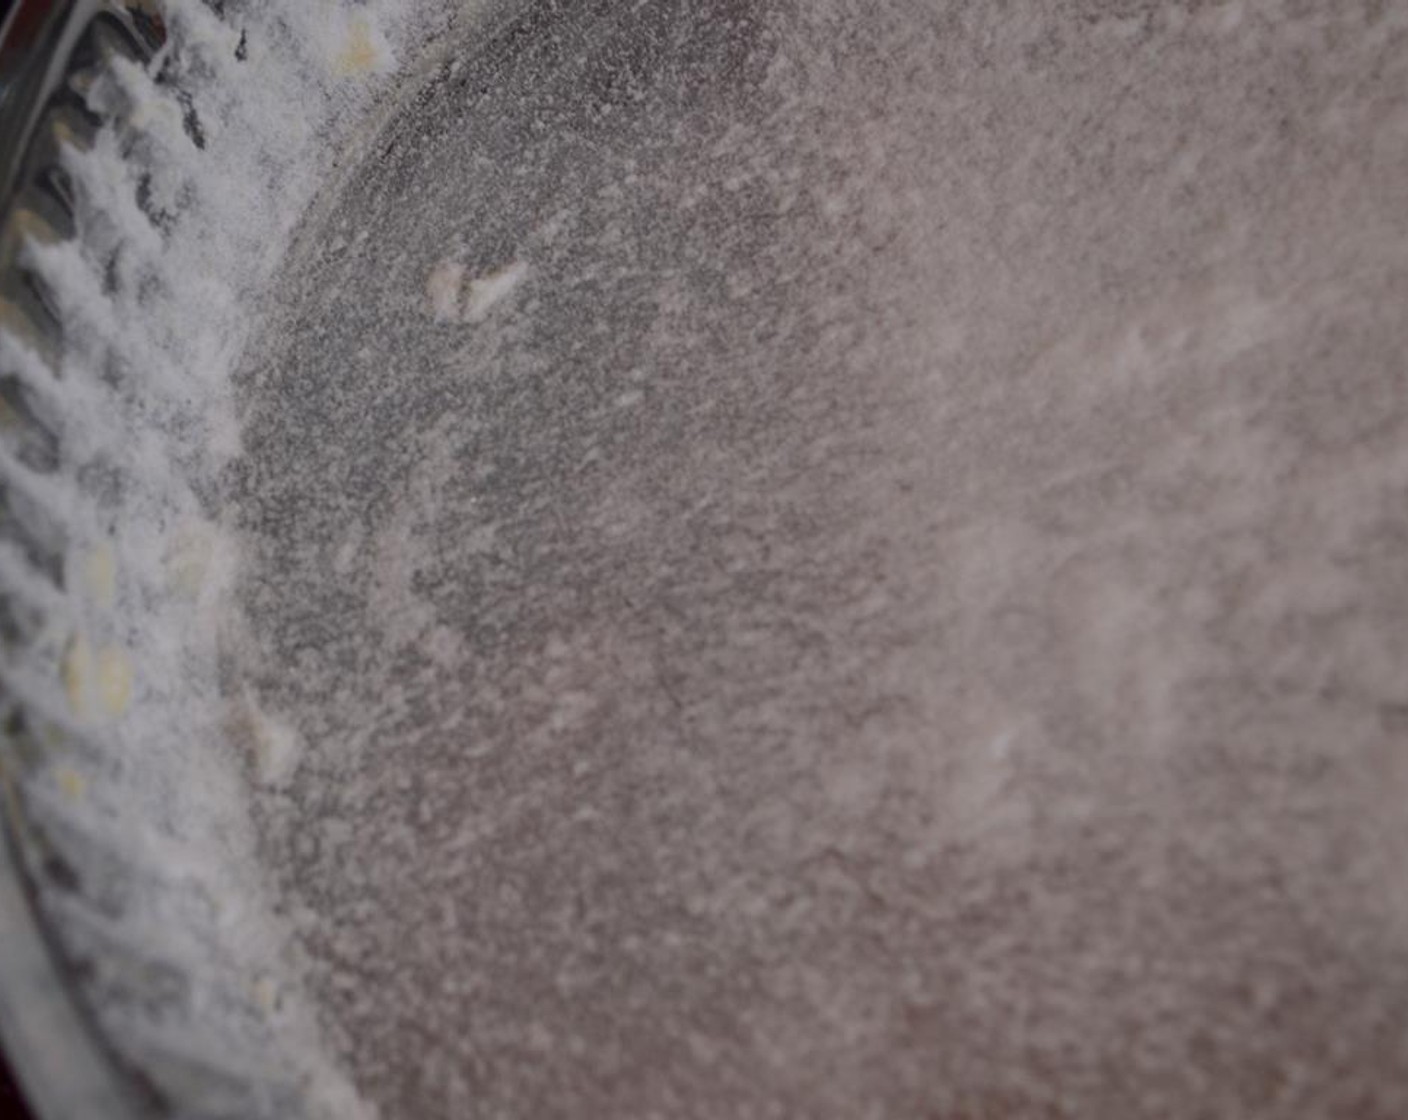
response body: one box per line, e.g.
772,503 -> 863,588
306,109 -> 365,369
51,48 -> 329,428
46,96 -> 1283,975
228,3 -> 1408,1118
3,1 -> 1408,1118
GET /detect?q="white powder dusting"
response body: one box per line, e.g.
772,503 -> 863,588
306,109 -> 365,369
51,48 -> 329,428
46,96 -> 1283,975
9,2 -> 1407,1118
237,691 -> 307,791
464,259 -> 530,321
425,258 -> 467,322
426,256 -> 530,322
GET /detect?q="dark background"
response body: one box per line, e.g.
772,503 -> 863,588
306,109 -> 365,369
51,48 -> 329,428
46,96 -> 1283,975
2,0 -> 67,1114
0,1050 -> 31,1120
1,0 -> 35,1104
2,0 -> 51,1109
1,0 -> 63,1113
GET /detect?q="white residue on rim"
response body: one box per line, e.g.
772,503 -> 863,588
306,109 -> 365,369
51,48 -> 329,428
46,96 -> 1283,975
0,0 -> 493,1117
